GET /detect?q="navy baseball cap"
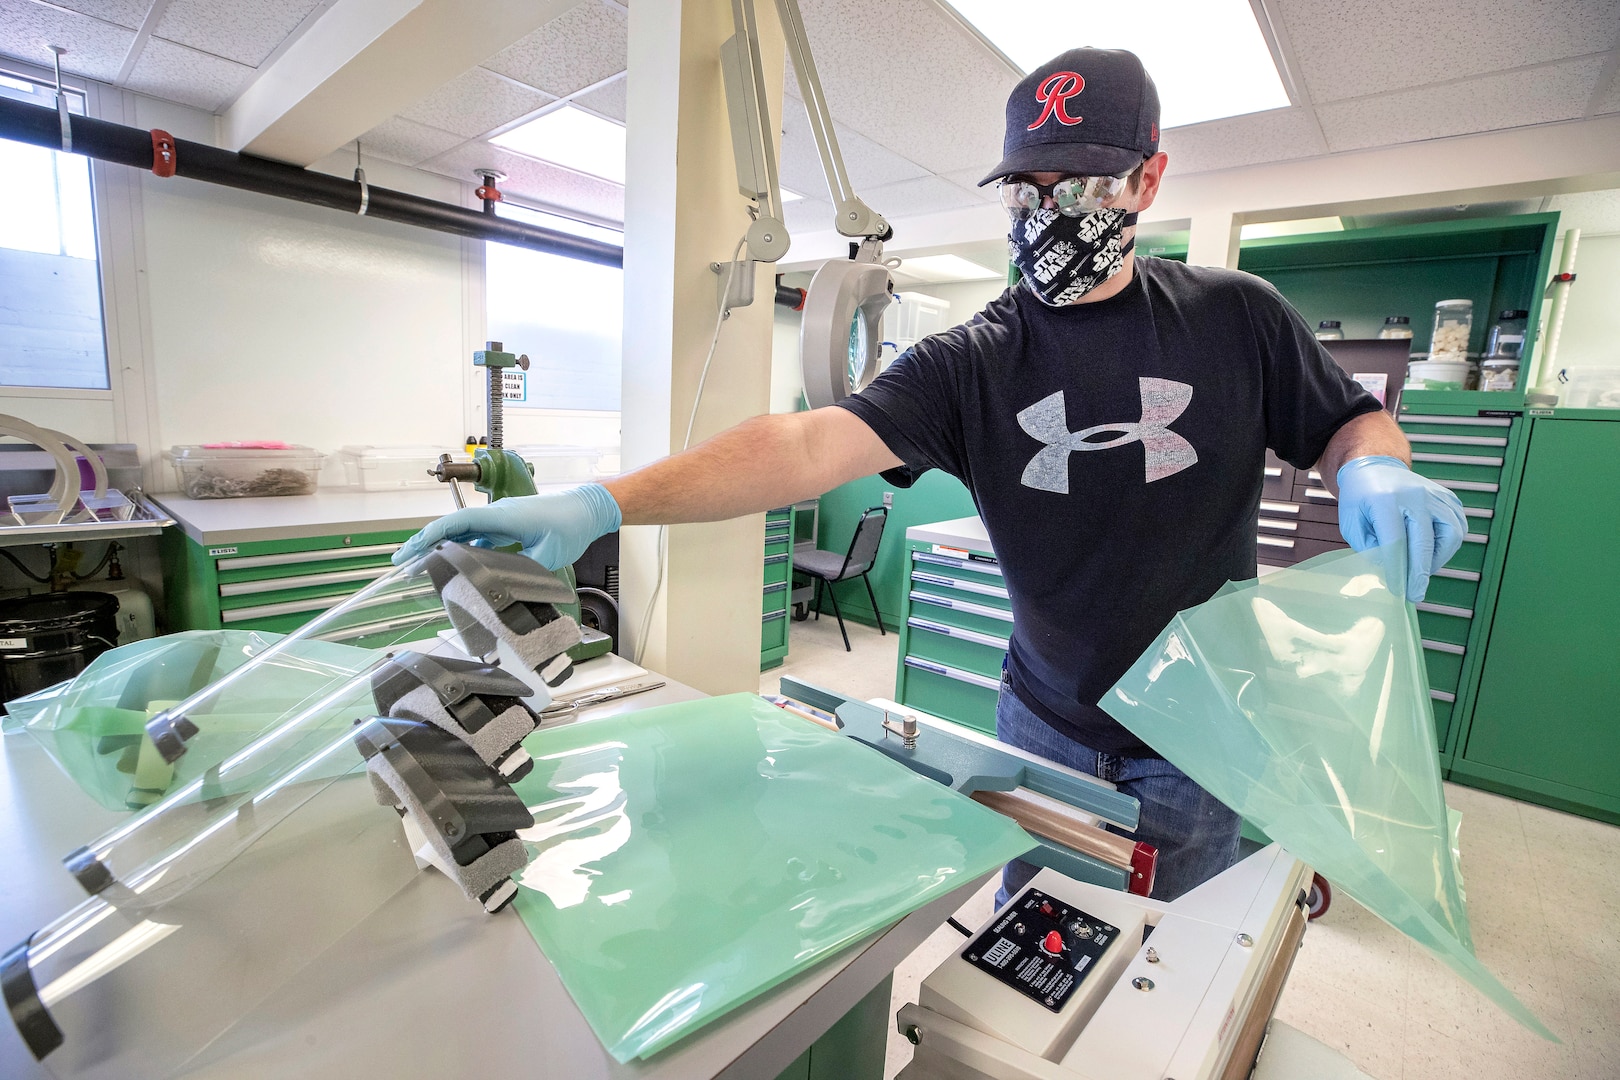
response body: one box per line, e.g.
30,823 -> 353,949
979,48 -> 1160,185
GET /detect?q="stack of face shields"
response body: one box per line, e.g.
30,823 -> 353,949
1101,547 -> 1553,1039
509,693 -> 1035,1061
5,630 -> 380,810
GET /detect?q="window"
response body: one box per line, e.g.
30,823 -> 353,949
486,203 -> 623,412
0,72 -> 107,390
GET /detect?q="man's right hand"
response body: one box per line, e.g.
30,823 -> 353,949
391,483 -> 622,570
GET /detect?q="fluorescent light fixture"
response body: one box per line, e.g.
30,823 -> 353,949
940,0 -> 1290,128
1240,216 -> 1345,240
491,106 -> 625,184
890,254 -> 1003,284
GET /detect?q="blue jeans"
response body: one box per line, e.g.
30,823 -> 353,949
994,686 -> 1240,905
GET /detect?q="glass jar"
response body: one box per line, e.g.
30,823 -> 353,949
1429,299 -> 1473,362
1481,355 -> 1520,392
1485,309 -> 1528,360
1379,315 -> 1413,339
1315,320 -> 1344,341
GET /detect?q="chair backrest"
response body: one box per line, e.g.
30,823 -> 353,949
840,506 -> 889,577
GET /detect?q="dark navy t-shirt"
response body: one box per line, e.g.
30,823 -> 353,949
837,257 -> 1381,756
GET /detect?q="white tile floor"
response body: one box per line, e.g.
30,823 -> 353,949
761,618 -> 1620,1080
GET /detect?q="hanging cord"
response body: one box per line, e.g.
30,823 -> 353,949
632,235 -> 749,666
0,547 -> 51,584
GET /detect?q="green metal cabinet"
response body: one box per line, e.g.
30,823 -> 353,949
760,506 -> 794,670
161,526 -> 450,649
1447,410 -> 1620,823
893,525 -> 1007,735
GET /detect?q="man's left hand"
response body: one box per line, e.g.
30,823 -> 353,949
1336,455 -> 1467,602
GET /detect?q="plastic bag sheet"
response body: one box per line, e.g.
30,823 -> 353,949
1101,547 -> 1553,1038
8,630 -> 379,811
509,692 -> 1035,1062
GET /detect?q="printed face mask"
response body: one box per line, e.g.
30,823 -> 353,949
1008,206 -> 1139,306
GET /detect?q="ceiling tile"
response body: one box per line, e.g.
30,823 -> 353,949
402,66 -> 554,138
1158,107 -> 1328,174
420,141 -> 625,224
1546,187 -> 1620,235
1594,70 -> 1620,114
788,0 -> 1014,176
0,0 -> 137,82
1275,0 -> 1620,104
860,175 -> 982,221
939,167 -> 1001,202
359,116 -> 465,168
123,35 -> 253,113
482,1 -> 627,99
45,0 -> 153,31
1316,56 -> 1607,152
154,0 -> 320,68
573,73 -> 625,121
778,92 -> 930,198
782,196 -> 838,236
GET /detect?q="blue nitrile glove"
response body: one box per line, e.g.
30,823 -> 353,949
1335,455 -> 1467,602
391,483 -> 622,570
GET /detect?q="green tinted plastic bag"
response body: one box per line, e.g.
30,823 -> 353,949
7,630 -> 378,811
1101,548 -> 1552,1039
510,693 -> 1035,1061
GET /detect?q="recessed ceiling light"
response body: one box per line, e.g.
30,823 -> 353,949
939,0 -> 1290,128
491,105 -> 625,184
1240,216 -> 1345,240
891,254 -> 1003,284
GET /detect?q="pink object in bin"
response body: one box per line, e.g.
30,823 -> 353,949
200,441 -> 294,450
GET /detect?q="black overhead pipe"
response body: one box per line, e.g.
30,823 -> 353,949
0,95 -> 623,268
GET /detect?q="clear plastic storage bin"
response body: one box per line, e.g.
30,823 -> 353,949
511,445 -> 602,484
335,446 -> 447,490
168,444 -> 325,499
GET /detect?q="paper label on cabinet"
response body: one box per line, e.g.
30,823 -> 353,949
932,545 -> 969,559
208,547 -> 239,557
0,637 -> 26,650
1353,372 -> 1389,406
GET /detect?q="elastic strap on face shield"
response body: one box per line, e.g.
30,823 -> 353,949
3,933 -> 64,1060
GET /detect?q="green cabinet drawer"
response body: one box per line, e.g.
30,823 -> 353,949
905,619 -> 1008,681
1421,641 -> 1464,696
762,581 -> 789,614
765,536 -> 792,558
763,553 -> 792,585
909,569 -> 1011,612
761,608 -> 789,652
910,550 -> 1003,588
1415,603 -> 1472,646
908,590 -> 1014,640
1420,573 -> 1479,612
898,658 -> 1000,736
1429,696 -> 1453,750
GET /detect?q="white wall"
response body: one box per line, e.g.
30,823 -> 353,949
1542,231 -> 1620,374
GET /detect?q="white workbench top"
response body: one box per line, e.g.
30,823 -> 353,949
151,486 -> 571,546
906,515 -> 993,553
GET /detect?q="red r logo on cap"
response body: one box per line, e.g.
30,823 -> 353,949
1029,72 -> 1085,130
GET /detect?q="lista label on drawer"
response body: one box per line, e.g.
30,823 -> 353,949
931,544 -> 969,559
0,637 -> 26,650
208,546 -> 239,557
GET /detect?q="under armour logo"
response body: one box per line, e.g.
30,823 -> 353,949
1028,71 -> 1085,129
1017,378 -> 1197,492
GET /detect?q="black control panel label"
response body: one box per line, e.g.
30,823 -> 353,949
962,888 -> 1119,1013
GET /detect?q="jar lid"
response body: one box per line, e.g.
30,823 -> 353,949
1482,355 -> 1520,366
1383,315 -> 1410,325
1435,298 -> 1473,308
1497,309 -> 1528,320
1318,320 -> 1341,328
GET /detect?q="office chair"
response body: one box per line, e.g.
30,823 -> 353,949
792,506 -> 889,652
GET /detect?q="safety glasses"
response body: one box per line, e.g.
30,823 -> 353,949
998,174 -> 1131,220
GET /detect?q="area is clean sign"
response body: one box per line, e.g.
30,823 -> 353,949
501,370 -> 527,403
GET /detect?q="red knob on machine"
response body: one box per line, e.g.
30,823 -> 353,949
1041,931 -> 1065,956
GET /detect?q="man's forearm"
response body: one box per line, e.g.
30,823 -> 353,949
603,409 -> 901,525
1317,409 -> 1410,495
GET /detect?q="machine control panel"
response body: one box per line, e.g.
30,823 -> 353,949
962,888 -> 1119,1013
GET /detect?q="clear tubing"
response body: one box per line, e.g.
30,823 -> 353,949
144,562 -> 418,759
15,728 -> 424,1079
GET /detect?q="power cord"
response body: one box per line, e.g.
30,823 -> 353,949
947,917 -> 973,937
632,235 -> 749,666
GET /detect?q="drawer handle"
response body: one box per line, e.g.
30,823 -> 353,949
1405,433 -> 1508,447
1399,414 -> 1511,428
908,617 -> 1009,651
217,542 -> 402,571
222,583 -> 437,624
762,609 -> 788,623
911,571 -> 1011,600
1412,452 -> 1504,467
1433,567 -> 1480,583
911,591 -> 1015,624
1257,518 -> 1297,532
764,553 -> 790,566
903,656 -> 1001,691
1257,537 -> 1295,549
1416,601 -> 1473,619
1462,532 -> 1489,545
913,550 -> 1003,575
219,565 -> 392,598
1421,638 -> 1466,656
1429,688 -> 1457,703
1258,501 -> 1298,515
763,581 -> 788,594
1264,467 -> 1282,477
1437,479 -> 1499,493
1304,488 -> 1336,501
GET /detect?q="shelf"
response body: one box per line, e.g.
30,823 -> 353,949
0,495 -> 173,548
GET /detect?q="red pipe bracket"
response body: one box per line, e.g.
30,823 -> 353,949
150,129 -> 176,177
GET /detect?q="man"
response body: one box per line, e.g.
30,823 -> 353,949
394,49 -> 1467,901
